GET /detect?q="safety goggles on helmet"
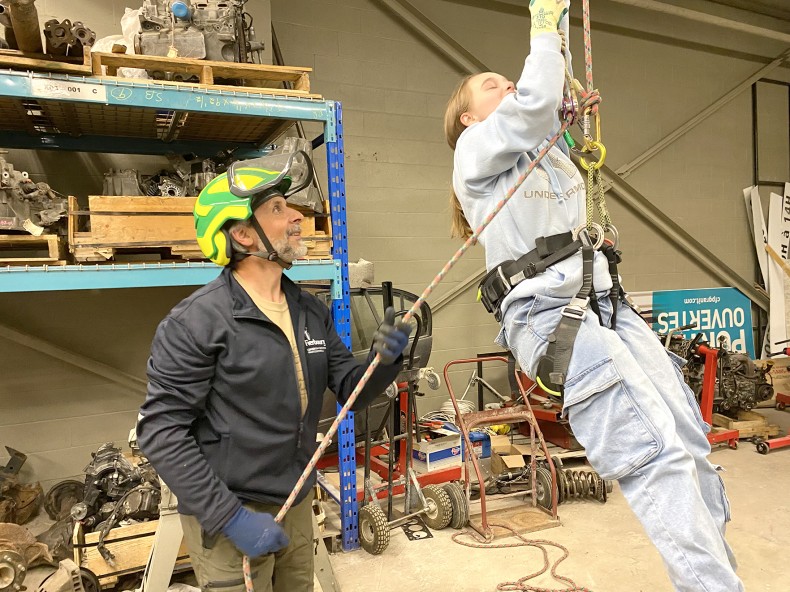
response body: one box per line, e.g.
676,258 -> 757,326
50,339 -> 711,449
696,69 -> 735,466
228,150 -> 313,203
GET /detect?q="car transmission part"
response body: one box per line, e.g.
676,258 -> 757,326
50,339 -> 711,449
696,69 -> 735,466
135,0 -> 265,79
0,448 -> 43,526
102,169 -> 144,196
0,155 -> 68,235
74,443 -> 160,532
43,19 -> 95,57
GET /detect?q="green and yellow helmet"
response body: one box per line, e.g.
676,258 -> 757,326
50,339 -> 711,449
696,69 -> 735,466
194,151 -> 312,266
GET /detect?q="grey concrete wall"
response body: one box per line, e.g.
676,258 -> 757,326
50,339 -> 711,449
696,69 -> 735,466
1,0 -> 789,483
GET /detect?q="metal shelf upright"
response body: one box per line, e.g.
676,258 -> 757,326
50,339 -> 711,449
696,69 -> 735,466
0,71 -> 359,550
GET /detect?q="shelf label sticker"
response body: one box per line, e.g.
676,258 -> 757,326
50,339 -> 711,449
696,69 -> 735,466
31,79 -> 107,102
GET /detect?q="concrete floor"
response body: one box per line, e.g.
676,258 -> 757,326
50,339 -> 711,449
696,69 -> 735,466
328,408 -> 790,592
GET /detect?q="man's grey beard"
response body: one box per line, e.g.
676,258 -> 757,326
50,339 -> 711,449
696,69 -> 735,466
263,234 -> 307,263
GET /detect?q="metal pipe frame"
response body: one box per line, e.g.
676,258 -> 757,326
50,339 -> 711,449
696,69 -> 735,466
604,0 -> 790,45
378,0 -> 774,313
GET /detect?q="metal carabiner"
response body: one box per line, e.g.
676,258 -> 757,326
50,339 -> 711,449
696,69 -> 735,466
573,222 -> 605,250
579,140 -> 607,170
603,224 -> 619,250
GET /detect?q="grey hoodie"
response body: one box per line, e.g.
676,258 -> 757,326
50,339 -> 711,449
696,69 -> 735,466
452,26 -> 613,318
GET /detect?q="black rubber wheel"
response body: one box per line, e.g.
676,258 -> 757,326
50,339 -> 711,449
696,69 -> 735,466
757,442 -> 769,455
777,402 -> 787,411
442,482 -> 469,529
533,467 -> 556,510
358,504 -> 390,555
421,484 -> 453,530
80,568 -> 101,592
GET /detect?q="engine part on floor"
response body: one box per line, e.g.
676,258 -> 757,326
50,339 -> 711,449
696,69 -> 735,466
7,0 -> 42,53
44,481 -> 83,521
0,549 -> 26,592
74,443 -> 160,533
662,331 -> 773,413
0,448 -> 43,526
36,518 -> 73,563
0,522 -> 54,570
135,0 -> 264,78
35,558 -> 85,592
0,155 -> 68,235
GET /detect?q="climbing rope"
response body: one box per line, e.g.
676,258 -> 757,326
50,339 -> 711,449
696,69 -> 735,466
453,526 -> 593,592
243,1 -> 605,590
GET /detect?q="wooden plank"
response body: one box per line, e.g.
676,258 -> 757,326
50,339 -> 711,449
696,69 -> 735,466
79,196 -> 198,248
0,50 -> 91,75
92,52 -> 312,84
0,233 -> 61,263
80,519 -> 190,583
712,410 -> 781,439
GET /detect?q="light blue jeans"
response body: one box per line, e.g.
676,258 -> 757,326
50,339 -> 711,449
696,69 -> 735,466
497,293 -> 743,592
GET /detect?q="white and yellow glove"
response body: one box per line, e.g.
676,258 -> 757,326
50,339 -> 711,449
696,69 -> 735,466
529,0 -> 569,37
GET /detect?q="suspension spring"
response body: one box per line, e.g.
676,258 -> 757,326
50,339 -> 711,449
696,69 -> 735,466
545,463 -> 611,504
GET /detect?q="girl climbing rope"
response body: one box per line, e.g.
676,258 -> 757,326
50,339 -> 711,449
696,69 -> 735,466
444,1 -> 743,590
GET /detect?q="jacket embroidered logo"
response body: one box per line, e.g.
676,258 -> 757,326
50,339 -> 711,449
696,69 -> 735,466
304,329 -> 327,354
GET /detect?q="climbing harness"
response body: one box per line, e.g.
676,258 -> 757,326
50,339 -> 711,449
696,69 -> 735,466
478,0 -> 623,399
242,2 -> 605,590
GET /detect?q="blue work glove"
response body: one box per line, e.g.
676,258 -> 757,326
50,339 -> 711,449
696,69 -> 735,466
221,506 -> 289,558
372,306 -> 413,365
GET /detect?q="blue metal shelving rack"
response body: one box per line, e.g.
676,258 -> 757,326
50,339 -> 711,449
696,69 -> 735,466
0,71 -> 359,550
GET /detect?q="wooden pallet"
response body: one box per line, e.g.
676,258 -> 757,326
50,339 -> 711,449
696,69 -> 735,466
0,48 -> 91,76
91,52 -> 320,98
68,195 -> 332,263
0,233 -> 66,264
73,519 -> 190,589
712,410 -> 781,440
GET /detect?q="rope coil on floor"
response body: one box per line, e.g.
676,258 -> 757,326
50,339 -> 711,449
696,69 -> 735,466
243,2 -> 604,590
452,525 -> 593,592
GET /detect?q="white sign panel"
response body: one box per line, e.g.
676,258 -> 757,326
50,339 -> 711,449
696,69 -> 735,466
30,78 -> 107,102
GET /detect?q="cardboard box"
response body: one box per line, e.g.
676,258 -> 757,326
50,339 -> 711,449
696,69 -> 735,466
412,434 -> 461,474
489,435 -> 532,476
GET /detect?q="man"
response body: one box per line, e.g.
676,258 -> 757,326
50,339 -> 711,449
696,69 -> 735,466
137,152 -> 410,592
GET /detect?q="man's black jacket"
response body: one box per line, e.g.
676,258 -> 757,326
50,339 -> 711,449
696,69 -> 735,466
137,267 -> 400,534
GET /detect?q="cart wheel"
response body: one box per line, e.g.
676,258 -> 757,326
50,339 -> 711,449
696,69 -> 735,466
421,484 -> 453,530
777,402 -> 787,411
80,568 -> 101,592
533,467 -> 556,510
442,482 -> 469,529
358,504 -> 390,555
756,442 -> 770,455
729,440 -> 739,450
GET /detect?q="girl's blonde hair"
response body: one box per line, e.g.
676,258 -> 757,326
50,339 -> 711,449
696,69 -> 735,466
444,74 -> 475,239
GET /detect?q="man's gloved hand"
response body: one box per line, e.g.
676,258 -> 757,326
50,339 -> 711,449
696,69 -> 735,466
530,0 -> 569,36
221,506 -> 289,558
372,306 -> 413,365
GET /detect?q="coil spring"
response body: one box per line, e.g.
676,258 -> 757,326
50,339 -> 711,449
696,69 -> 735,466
548,464 -> 611,504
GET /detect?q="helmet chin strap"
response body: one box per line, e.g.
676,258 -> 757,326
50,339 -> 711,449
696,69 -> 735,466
235,215 -> 293,270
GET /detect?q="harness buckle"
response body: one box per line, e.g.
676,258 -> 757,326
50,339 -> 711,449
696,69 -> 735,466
561,296 -> 590,321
